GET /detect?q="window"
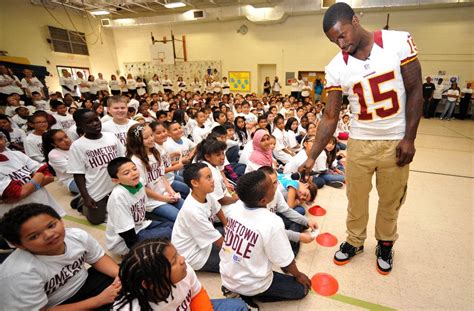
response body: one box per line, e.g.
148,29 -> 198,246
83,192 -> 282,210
48,26 -> 89,56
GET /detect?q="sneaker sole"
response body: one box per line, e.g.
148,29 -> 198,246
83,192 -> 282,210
376,264 -> 391,275
333,258 -> 350,266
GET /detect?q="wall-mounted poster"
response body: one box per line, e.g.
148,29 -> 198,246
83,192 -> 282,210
229,71 -> 250,92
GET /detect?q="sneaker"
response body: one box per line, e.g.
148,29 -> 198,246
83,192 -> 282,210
334,242 -> 364,265
221,286 -> 240,299
375,241 -> 394,275
241,296 -> 260,311
327,181 -> 344,188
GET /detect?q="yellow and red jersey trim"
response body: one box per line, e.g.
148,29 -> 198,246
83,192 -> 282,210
325,85 -> 343,92
401,54 -> 418,66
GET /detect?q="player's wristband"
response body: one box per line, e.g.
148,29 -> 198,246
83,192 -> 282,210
29,179 -> 41,191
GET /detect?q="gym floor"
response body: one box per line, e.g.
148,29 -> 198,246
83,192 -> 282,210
49,118 -> 473,310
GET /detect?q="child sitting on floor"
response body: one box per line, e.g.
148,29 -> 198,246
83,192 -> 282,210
172,163 -> 227,273
105,157 -> 173,256
113,239 -> 247,311
0,203 -> 121,310
219,171 -> 311,306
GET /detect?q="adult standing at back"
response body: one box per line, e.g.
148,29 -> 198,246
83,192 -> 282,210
304,2 -> 422,275
422,76 -> 435,118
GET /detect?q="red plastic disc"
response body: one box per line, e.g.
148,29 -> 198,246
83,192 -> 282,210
311,273 -> 339,296
308,205 -> 327,216
316,233 -> 338,247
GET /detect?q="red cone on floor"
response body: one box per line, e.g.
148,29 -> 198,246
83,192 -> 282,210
316,232 -> 338,247
311,273 -> 339,296
308,205 -> 326,216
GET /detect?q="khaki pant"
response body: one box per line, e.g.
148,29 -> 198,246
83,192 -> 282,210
345,139 -> 409,247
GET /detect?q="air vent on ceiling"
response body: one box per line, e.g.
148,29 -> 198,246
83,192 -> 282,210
193,10 -> 205,18
101,19 -> 111,27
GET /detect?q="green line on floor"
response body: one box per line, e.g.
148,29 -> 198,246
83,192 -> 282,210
63,215 -> 106,231
328,293 -> 396,310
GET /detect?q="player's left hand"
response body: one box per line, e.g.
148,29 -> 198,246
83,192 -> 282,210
396,139 -> 416,166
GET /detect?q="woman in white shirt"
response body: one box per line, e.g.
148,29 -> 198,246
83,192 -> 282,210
272,76 -> 282,95
191,77 -> 202,93
284,117 -> 300,150
177,76 -> 187,92
440,82 -> 460,120
109,74 -> 121,95
88,75 -> 98,100
136,77 -> 147,97
119,76 -> 128,96
148,74 -> 161,94
126,73 -> 137,97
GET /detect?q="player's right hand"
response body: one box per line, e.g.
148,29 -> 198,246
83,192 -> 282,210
302,158 -> 316,182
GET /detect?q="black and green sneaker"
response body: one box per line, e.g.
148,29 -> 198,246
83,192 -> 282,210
375,241 -> 394,275
334,242 -> 364,265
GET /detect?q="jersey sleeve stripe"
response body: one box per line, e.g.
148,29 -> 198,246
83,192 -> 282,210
401,54 -> 418,66
325,86 -> 342,92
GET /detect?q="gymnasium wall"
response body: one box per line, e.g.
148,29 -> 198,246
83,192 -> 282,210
0,0 -> 472,94
111,6 -> 473,93
0,0 -> 118,93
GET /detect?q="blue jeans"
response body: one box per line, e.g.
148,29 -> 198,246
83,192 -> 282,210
150,199 -> 184,222
312,176 -> 325,188
68,180 -> 79,194
137,220 -> 173,242
321,172 -> 345,183
171,179 -> 190,199
440,100 -> 456,119
294,206 -> 305,215
211,298 -> 247,311
253,271 -> 308,302
337,141 -> 347,151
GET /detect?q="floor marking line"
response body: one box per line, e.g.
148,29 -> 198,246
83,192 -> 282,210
310,290 -> 396,310
63,215 -> 106,231
409,169 -> 473,179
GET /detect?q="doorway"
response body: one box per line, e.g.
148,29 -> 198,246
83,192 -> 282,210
258,64 -> 277,95
298,71 -> 326,103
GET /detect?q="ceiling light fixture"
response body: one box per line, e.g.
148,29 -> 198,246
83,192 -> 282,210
164,2 -> 186,9
89,10 -> 110,16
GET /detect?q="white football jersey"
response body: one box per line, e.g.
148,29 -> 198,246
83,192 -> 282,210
325,30 -> 418,140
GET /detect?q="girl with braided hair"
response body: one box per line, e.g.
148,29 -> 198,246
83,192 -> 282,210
114,239 -> 247,310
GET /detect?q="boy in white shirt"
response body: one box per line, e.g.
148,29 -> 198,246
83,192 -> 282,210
237,101 -> 257,132
101,95 -> 137,148
68,109 -> 125,225
105,157 -> 173,256
0,203 -> 120,310
51,101 -> 75,130
219,171 -> 311,304
222,77 -> 231,95
191,110 -> 211,144
21,69 -> 44,98
172,163 -> 227,273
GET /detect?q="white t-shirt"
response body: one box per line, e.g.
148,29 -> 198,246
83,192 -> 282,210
286,130 -> 298,148
162,79 -> 173,91
0,228 -> 104,309
25,132 -> 44,162
191,125 -> 211,144
212,81 -> 222,93
290,81 -> 299,92
9,128 -> 26,145
237,112 -> 257,124
301,84 -> 312,97
102,119 -> 137,148
272,127 -> 289,151
325,30 -> 417,140
0,74 -> 23,95
109,79 -> 121,91
34,99 -> 50,111
283,149 -> 326,174
52,113 -> 75,130
136,82 -> 147,96
59,76 -> 76,96
21,77 -> 44,95
446,89 -> 460,101
106,185 -> 152,255
432,83 -> 445,99
155,143 -> 175,184
148,80 -> 162,94
177,81 -> 187,92
222,81 -> 231,94
48,148 -> 74,189
219,203 -> 294,296
68,132 -> 125,201
272,81 -> 281,92
131,154 -> 168,210
202,160 -> 227,203
0,150 -> 65,217
126,79 -> 137,90
75,78 -> 90,93
172,193 -> 222,270
191,81 -> 202,93
163,137 -> 196,163
461,88 -> 473,98
96,78 -> 109,91
113,263 -> 201,311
